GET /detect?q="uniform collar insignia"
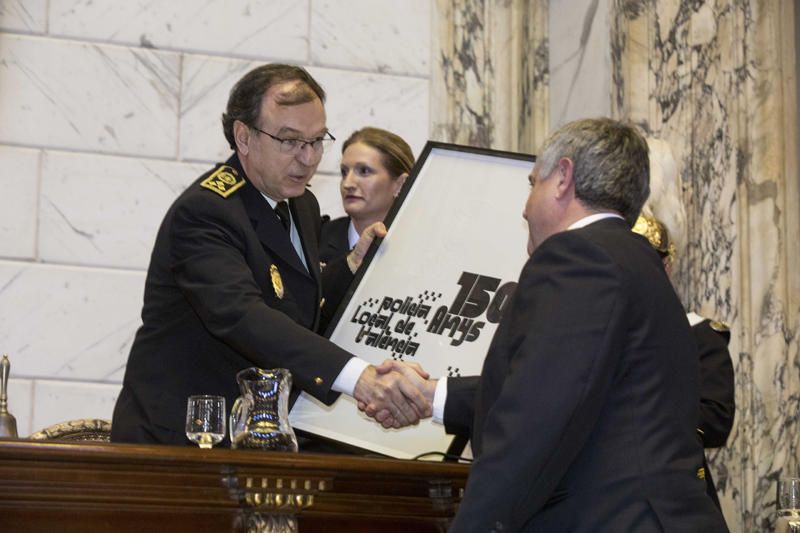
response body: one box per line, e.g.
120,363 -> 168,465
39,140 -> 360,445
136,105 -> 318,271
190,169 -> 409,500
200,165 -> 245,198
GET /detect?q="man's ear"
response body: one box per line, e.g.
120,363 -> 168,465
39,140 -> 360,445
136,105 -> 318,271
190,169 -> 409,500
555,157 -> 575,198
233,120 -> 251,155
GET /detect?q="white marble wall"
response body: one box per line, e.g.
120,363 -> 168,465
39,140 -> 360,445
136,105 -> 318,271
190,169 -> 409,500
0,0 -> 432,436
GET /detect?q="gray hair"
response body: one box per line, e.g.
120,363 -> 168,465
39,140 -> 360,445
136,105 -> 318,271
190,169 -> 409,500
535,118 -> 650,226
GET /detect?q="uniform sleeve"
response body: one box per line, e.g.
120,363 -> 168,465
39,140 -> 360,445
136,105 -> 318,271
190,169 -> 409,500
449,232 -> 627,532
694,322 -> 735,447
169,196 -> 353,404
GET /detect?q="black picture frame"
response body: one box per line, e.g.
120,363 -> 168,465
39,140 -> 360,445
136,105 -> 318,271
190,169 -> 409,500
290,141 -> 536,459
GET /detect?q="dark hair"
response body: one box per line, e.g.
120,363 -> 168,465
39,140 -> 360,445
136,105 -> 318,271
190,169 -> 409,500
535,118 -> 650,225
342,127 -> 414,178
221,64 -> 326,149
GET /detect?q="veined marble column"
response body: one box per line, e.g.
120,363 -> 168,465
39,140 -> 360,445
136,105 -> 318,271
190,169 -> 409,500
431,0 -> 548,153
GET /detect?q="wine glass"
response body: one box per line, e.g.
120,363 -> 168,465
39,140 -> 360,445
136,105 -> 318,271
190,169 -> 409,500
776,477 -> 800,533
185,395 -> 226,449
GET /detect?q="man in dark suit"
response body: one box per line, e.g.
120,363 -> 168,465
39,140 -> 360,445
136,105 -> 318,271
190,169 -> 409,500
111,64 -> 429,446
378,118 -> 728,531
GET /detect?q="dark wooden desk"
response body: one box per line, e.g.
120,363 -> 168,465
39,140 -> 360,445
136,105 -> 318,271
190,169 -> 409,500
0,440 -> 469,532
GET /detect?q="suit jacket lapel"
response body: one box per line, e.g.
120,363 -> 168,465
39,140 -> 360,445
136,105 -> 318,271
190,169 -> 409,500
292,194 -> 323,330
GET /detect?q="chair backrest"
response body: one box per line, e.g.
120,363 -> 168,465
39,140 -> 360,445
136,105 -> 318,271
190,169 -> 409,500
29,419 -> 112,442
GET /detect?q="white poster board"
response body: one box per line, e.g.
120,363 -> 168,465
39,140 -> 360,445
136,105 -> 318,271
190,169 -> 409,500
290,142 -> 535,458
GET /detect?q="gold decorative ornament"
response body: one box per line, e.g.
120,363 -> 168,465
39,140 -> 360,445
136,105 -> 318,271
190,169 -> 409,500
709,320 -> 730,333
270,264 -> 284,299
632,214 -> 677,266
238,475 -> 328,510
0,354 -> 18,439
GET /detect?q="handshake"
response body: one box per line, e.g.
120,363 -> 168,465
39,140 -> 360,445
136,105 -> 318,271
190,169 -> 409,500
353,360 -> 437,429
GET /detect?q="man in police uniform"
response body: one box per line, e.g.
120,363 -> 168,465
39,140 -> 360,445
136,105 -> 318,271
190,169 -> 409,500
111,64 -> 429,445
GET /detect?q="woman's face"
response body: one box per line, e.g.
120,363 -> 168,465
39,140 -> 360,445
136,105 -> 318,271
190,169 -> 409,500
339,142 -> 406,222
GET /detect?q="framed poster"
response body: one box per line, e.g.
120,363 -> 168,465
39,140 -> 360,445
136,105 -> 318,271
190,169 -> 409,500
290,142 -> 536,459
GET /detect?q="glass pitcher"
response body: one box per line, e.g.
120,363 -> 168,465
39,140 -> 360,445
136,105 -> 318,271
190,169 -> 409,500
229,367 -> 298,452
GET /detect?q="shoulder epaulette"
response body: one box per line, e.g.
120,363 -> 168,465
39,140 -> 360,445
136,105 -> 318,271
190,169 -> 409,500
200,165 -> 245,198
709,320 -> 730,333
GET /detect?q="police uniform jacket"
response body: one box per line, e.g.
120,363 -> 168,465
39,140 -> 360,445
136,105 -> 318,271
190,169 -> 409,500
691,316 -> 735,509
319,215 -> 351,264
111,153 -> 354,445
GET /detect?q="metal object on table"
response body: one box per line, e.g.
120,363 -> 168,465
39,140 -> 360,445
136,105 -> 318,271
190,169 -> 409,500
0,354 -> 19,439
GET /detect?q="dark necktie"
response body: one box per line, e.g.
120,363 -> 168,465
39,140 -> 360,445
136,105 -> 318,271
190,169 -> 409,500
275,201 -> 291,232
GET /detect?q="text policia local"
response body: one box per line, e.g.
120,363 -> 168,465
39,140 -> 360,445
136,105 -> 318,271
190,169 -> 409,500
348,271 -> 518,359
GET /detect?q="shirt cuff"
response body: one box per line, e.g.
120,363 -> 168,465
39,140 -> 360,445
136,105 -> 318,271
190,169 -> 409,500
332,357 -> 370,396
432,377 -> 448,424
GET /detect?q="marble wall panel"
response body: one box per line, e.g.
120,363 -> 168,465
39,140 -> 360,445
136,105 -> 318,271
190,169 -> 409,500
0,145 -> 40,260
310,0 -> 431,76
0,261 -> 144,382
49,0 -> 309,61
0,0 -> 47,33
38,151 -> 208,270
179,55 -> 255,164
431,0 -> 548,152
6,378 -> 33,437
0,34 -> 180,158
431,0 -> 496,147
30,380 -> 121,433
548,0 -> 611,128
180,56 -> 430,175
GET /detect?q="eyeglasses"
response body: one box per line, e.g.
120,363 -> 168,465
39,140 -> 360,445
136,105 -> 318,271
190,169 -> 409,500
250,125 -> 335,154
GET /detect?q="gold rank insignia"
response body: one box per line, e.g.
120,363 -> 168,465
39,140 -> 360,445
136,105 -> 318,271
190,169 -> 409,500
270,264 -> 284,299
200,165 -> 245,198
710,320 -> 730,333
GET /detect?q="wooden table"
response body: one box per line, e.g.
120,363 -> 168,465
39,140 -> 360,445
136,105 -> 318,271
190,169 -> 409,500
0,440 -> 470,532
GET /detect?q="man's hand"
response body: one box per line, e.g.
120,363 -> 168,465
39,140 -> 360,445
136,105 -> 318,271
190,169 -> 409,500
346,222 -> 387,273
353,363 -> 432,429
359,360 -> 437,428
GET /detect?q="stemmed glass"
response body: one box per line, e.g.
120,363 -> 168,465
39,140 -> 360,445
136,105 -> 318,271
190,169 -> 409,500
776,477 -> 800,533
185,395 -> 226,449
